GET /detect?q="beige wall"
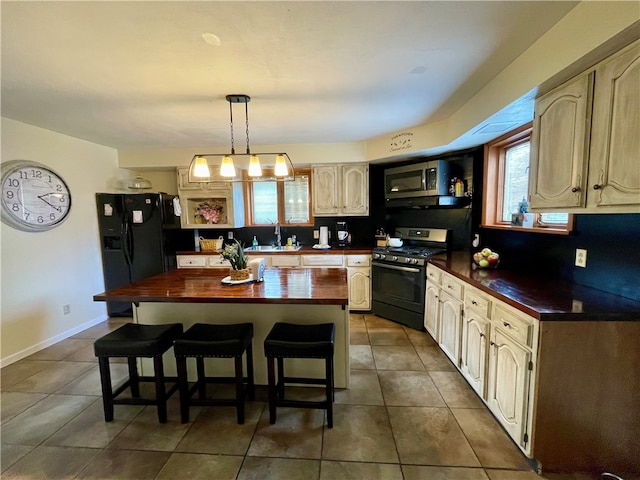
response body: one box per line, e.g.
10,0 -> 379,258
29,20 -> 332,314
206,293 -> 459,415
0,118 -> 127,366
366,2 -> 640,161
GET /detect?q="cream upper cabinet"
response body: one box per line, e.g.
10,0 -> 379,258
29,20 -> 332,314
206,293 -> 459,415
587,39 -> 640,208
529,73 -> 593,210
530,39 -> 640,213
176,168 -> 245,229
312,164 -> 369,216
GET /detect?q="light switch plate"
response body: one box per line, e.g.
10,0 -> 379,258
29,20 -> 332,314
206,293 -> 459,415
575,249 -> 587,268
313,230 -> 319,239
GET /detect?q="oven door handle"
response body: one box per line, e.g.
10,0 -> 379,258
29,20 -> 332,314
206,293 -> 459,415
373,262 -> 422,274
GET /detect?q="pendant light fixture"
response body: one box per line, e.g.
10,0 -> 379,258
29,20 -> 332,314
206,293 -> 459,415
127,175 -> 153,189
188,94 -> 295,182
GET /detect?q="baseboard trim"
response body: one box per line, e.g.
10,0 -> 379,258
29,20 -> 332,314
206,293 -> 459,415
0,313 -> 109,368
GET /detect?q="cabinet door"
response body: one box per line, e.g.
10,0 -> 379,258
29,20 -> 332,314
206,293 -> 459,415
348,267 -> 371,310
341,164 -> 369,215
312,166 -> 339,215
438,291 -> 462,366
588,39 -> 640,208
529,73 -> 593,209
460,312 -> 490,398
424,282 -> 440,341
487,328 -> 531,446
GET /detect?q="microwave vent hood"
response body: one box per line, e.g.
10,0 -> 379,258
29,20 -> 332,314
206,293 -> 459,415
385,195 -> 470,209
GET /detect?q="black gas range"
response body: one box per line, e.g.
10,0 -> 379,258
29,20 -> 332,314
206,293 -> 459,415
371,227 -> 449,330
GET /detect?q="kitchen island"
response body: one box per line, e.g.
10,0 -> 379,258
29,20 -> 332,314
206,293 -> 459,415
94,267 -> 350,387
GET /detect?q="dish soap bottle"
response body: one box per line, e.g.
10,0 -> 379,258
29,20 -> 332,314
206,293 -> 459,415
252,236 -> 258,248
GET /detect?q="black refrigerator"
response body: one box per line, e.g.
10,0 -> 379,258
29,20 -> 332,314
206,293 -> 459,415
96,192 -> 186,316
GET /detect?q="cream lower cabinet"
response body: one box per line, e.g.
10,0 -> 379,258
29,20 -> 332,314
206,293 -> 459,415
177,254 -> 230,268
461,285 -> 492,397
425,264 -> 537,456
424,265 -> 442,341
346,255 -> 371,311
438,291 -> 463,366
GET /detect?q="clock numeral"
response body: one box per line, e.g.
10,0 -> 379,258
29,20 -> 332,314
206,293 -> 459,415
11,203 -> 20,211
6,191 -> 14,199
19,171 -> 28,179
37,216 -> 44,224
56,184 -> 63,192
8,179 -> 19,187
50,213 -> 56,221
31,170 -> 42,179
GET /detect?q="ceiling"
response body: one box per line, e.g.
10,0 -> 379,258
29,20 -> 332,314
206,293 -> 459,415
1,1 -> 578,153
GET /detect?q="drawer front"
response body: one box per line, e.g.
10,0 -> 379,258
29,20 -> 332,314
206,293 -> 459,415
426,265 -> 442,285
465,285 -> 492,318
177,255 -> 207,268
207,256 -> 231,268
302,255 -> 344,267
271,255 -> 301,267
492,303 -> 534,348
441,272 -> 464,300
346,255 -> 370,267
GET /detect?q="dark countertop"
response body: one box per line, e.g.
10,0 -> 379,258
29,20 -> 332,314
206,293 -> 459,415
429,252 -> 640,321
94,267 -> 349,305
179,246 -> 374,255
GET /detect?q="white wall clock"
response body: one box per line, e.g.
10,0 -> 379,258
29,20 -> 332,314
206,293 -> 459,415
1,160 -> 72,232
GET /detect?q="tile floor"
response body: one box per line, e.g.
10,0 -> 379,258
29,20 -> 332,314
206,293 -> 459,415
1,314 -> 608,479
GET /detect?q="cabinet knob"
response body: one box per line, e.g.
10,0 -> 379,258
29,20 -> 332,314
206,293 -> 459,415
571,187 -> 581,193
593,184 -> 602,190
471,300 -> 478,305
503,321 -> 511,328
479,333 -> 485,338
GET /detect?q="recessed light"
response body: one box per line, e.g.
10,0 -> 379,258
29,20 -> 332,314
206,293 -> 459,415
202,32 -> 221,46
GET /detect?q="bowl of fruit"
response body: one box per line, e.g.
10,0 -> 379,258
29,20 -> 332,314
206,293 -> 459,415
473,248 -> 500,269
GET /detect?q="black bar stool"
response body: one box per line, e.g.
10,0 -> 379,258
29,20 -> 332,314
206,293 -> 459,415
263,322 -> 335,428
173,323 -> 255,424
93,323 -> 183,423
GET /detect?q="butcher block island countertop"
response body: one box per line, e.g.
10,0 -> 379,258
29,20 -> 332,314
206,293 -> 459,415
93,267 -> 349,305
94,267 -> 350,388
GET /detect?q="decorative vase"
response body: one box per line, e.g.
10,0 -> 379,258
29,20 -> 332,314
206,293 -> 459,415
229,268 -> 250,281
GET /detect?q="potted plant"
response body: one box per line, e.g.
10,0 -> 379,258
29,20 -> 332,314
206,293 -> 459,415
220,239 -> 250,281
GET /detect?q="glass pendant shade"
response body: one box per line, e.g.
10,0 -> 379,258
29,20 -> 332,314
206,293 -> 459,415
248,155 -> 262,176
275,154 -> 289,176
220,155 -> 236,177
128,175 -> 152,189
192,156 -> 211,179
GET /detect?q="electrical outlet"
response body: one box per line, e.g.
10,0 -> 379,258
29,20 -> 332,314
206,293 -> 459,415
63,304 -> 71,315
313,230 -> 319,239
575,249 -> 587,268
227,231 -> 233,239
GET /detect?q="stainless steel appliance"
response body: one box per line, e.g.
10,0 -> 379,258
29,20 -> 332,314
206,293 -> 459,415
384,160 -> 453,199
371,227 -> 449,330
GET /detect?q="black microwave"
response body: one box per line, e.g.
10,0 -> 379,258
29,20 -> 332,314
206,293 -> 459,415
384,160 -> 452,199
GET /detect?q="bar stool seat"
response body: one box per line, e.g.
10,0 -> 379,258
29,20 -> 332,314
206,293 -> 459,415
93,322 -> 183,423
173,323 -> 255,424
264,322 -> 335,428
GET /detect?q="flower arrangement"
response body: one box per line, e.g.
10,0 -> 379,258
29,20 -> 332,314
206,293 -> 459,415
220,239 -> 248,271
194,200 -> 224,224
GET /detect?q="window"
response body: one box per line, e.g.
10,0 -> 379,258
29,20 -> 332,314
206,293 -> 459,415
244,168 -> 313,226
483,123 -> 572,234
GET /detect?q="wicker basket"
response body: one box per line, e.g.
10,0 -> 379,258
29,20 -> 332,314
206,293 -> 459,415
229,268 -> 250,281
199,236 -> 224,251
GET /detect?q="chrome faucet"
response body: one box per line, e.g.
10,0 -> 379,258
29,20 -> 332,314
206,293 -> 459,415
274,221 -> 281,247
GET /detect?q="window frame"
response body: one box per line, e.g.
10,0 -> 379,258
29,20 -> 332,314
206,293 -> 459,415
482,122 -> 573,235
243,168 -> 314,227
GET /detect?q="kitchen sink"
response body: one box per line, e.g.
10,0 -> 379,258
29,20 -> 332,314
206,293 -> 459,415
244,245 -> 302,252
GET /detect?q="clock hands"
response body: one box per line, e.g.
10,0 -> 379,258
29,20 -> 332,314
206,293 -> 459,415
37,193 -> 62,212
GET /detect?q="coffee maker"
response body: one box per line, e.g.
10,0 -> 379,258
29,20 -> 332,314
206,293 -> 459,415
336,221 -> 349,247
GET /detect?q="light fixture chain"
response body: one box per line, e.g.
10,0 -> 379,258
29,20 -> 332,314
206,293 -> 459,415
229,99 -> 235,154
245,100 -> 251,154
